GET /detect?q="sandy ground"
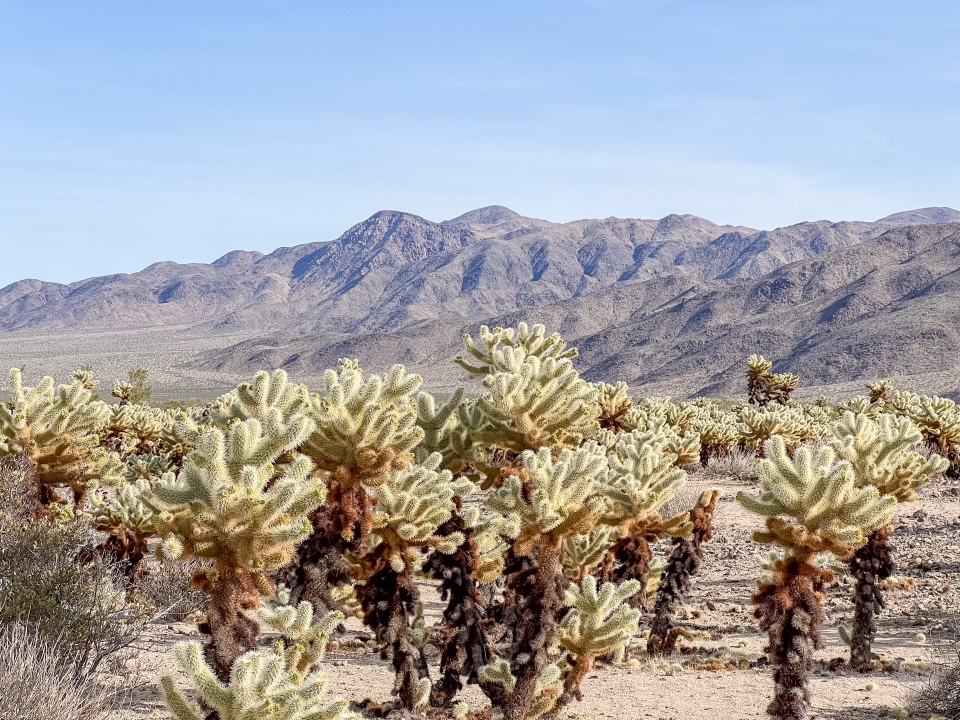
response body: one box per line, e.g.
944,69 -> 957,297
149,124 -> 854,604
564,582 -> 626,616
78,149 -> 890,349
105,470 -> 960,720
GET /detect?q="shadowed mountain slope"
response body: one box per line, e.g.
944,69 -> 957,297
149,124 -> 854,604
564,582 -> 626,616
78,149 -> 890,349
191,222 -> 960,397
4,205 -> 960,397
5,205 -> 945,335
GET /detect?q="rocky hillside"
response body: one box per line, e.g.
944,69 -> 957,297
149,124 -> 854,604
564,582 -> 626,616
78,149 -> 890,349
7,205 -> 957,335
192,221 -> 960,398
4,205 -> 960,397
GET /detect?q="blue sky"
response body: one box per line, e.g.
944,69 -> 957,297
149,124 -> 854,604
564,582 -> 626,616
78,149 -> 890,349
1,1 -> 958,287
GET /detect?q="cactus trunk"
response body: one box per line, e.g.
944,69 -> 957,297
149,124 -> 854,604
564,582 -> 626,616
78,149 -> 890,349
848,526 -> 895,672
753,556 -> 833,720
356,552 -> 430,711
502,541 -> 564,720
195,566 -> 261,682
648,490 -> 720,654
424,516 -> 492,707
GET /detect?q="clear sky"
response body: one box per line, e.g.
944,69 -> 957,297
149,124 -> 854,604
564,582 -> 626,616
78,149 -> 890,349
1,1 -> 958,288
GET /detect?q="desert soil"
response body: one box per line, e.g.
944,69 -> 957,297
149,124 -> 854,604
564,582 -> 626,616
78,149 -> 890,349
107,469 -> 960,720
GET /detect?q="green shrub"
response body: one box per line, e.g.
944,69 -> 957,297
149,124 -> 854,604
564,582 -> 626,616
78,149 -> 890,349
0,460 -> 151,682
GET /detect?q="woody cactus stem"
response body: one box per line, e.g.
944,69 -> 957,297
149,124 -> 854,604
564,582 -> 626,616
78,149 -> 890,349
647,489 -> 721,654
755,555 -> 834,720
848,526 -> 895,671
355,549 -> 430,710
501,542 -> 565,720
423,514 -> 491,707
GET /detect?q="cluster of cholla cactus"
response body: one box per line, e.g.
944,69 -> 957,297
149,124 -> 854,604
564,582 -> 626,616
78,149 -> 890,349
746,354 -> 800,407
0,368 -> 124,508
6,329 -> 958,720
738,436 -> 896,719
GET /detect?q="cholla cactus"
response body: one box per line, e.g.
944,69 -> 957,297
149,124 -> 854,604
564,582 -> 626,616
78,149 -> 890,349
145,410 -> 325,679
254,596 -> 342,677
596,432 -> 692,603
280,361 -> 424,616
647,489 -> 722,654
739,405 -> 814,453
595,381 -> 633,432
738,436 -> 894,720
694,415 -> 741,463
102,404 -> 171,457
456,322 -> 577,378
827,411 -> 949,671
0,368 -> 123,507
160,641 -> 359,720
355,454 -> 468,710
475,347 -> 600,455
550,577 -> 642,716
746,354 -> 799,407
896,394 -> 960,475
483,445 -> 608,720
125,450 -> 177,480
866,379 -> 894,404
828,412 -> 947,502
89,478 -> 159,581
478,661 -> 563,720
213,369 -> 310,425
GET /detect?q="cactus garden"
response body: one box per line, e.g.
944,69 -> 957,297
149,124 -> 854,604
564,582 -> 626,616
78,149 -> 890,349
1,324 -> 959,720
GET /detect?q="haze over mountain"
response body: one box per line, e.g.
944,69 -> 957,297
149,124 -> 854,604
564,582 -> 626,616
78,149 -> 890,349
3,205 -> 960,397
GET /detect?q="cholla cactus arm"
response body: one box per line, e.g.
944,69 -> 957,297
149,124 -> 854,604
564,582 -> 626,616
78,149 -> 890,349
301,361 -> 423,488
552,577 -> 642,714
370,453 -> 466,572
456,322 -> 577,378
562,525 -> 620,582
414,388 -> 486,472
828,411 -> 948,501
475,348 -> 600,453
160,641 -> 360,720
0,368 -> 123,506
737,436 -> 895,559
213,370 -> 310,425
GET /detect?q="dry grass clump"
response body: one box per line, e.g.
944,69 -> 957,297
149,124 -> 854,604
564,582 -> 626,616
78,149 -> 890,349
701,448 -> 758,481
0,624 -> 114,720
135,558 -> 208,622
909,644 -> 960,720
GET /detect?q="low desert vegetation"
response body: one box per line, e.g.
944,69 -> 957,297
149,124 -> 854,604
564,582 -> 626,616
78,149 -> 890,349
0,324 -> 958,720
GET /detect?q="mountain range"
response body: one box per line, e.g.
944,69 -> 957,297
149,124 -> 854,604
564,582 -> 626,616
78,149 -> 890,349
3,205 -> 960,398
